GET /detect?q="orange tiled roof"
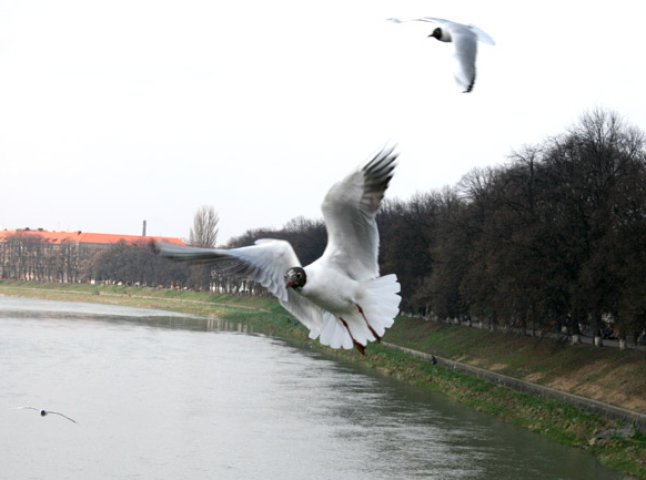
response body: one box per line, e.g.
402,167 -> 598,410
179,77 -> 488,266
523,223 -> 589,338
0,230 -> 186,247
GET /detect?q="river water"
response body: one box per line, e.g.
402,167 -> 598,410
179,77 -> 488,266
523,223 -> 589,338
0,296 -> 628,479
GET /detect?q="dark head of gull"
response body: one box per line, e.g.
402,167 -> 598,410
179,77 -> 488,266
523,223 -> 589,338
428,27 -> 451,42
285,267 -> 307,289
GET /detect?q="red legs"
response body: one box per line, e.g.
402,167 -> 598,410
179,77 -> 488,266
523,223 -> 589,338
356,304 -> 382,343
338,304 -> 382,355
339,317 -> 366,355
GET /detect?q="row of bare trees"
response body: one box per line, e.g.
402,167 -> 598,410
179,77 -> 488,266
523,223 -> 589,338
0,207 -> 223,291
388,110 -> 646,342
0,207 -> 223,289
0,233 -> 85,283
0,235 -> 184,287
79,206 -> 221,289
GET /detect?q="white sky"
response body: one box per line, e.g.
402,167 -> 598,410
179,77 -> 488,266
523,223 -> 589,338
1,0 -> 645,243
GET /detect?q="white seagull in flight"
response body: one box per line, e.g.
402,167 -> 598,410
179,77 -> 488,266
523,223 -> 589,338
13,407 -> 78,424
388,17 -> 495,93
158,147 -> 401,354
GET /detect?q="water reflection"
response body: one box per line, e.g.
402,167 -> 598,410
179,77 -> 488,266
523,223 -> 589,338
0,295 -> 253,333
0,296 -> 629,480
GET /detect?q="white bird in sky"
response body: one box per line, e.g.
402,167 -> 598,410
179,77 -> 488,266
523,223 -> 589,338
388,17 -> 495,93
158,148 -> 401,354
12,406 -> 78,424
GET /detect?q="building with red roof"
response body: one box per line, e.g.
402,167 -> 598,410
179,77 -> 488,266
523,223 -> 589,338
0,229 -> 186,283
0,229 -> 186,247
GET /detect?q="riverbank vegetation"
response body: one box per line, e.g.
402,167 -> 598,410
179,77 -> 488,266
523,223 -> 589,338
1,281 -> 644,478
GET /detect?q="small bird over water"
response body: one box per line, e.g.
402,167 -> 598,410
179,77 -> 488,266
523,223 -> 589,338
12,406 -> 78,424
158,147 -> 401,354
388,17 -> 495,93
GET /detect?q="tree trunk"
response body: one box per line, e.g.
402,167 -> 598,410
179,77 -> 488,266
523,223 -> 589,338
591,310 -> 603,347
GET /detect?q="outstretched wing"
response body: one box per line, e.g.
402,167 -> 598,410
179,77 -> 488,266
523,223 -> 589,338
318,147 -> 397,280
467,24 -> 495,46
158,239 -> 329,337
388,17 -> 495,45
450,27 -> 478,92
387,16 -> 447,26
48,411 -> 78,423
158,239 -> 300,302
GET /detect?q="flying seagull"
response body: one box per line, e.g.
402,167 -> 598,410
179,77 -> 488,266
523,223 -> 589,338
12,406 -> 78,424
158,147 -> 401,354
388,17 -> 495,93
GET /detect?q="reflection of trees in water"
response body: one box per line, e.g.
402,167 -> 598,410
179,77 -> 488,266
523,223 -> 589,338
137,315 -> 253,335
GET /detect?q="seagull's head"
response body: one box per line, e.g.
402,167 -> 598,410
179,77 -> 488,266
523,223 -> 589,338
428,27 -> 446,41
284,267 -> 307,290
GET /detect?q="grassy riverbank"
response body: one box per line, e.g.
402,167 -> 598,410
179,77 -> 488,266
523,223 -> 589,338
1,281 -> 645,478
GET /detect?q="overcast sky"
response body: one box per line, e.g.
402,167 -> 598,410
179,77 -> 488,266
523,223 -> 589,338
1,0 -> 645,243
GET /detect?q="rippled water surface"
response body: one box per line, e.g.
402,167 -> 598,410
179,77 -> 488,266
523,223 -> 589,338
0,296 -> 628,479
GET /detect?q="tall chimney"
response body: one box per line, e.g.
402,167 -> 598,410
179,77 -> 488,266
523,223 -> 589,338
142,220 -> 147,237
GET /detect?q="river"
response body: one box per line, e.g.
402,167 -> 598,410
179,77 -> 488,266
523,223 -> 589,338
0,296 -> 628,479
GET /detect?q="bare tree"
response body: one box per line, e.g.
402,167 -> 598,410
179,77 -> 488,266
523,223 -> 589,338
186,206 -> 220,290
189,206 -> 219,248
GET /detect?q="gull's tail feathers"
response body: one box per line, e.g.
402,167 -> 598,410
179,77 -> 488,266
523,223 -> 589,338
355,274 -> 401,337
317,274 -> 401,354
318,311 -> 354,351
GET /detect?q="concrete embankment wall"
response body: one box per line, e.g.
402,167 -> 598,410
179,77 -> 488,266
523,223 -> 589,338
384,342 -> 646,432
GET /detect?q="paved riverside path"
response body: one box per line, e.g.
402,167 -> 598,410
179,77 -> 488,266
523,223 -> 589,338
384,342 -> 646,432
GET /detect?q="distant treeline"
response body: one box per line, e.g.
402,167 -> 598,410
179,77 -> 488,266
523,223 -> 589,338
1,110 -> 644,341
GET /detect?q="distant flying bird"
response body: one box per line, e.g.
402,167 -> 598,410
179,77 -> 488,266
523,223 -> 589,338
12,406 -> 78,423
158,147 -> 401,354
388,17 -> 495,93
